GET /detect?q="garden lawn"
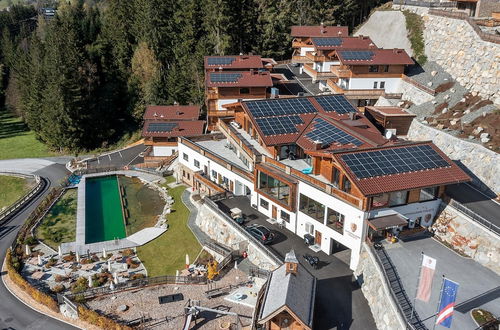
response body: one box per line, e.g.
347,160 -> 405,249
137,185 -> 201,276
35,189 -> 77,250
0,109 -> 53,160
0,175 -> 34,209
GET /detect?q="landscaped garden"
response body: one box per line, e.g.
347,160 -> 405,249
137,185 -> 201,277
0,174 -> 36,210
34,189 -> 77,250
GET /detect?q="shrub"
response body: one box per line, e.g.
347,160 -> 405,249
126,257 -> 140,269
130,273 -> 145,280
70,277 -> 89,294
78,306 -> 132,330
24,236 -> 38,246
121,248 -> 135,257
45,258 -> 57,268
91,273 -> 111,287
54,274 -> 67,282
51,284 -> 65,293
62,254 -> 75,262
403,10 -> 427,65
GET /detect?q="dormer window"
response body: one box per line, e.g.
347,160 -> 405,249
369,65 -> 379,73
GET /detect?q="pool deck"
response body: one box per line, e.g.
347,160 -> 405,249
67,170 -> 167,255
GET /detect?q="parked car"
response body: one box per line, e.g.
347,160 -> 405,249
233,215 -> 245,225
246,224 -> 275,245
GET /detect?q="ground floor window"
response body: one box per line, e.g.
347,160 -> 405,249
280,210 -> 290,222
260,198 -> 269,210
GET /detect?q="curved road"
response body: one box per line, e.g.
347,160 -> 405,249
0,159 -> 78,330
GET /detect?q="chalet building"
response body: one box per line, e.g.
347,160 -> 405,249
452,0 -> 500,17
205,69 -> 273,131
256,250 -> 316,330
142,105 -> 205,157
177,95 -> 470,269
291,24 -> 349,64
363,106 -> 416,137
204,55 -> 275,72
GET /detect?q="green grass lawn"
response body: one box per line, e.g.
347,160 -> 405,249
35,189 -> 77,250
0,174 -> 35,210
0,0 -> 24,10
119,175 -> 165,235
164,175 -> 176,185
137,185 -> 201,277
0,109 -> 54,160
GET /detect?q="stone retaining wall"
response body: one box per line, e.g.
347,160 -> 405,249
432,205 -> 500,275
355,244 -> 407,330
408,119 -> 500,194
195,204 -> 280,271
397,79 -> 435,105
423,14 -> 500,105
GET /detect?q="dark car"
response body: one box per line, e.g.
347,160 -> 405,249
246,224 -> 275,245
233,215 -> 245,225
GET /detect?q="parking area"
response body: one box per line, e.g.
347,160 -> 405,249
216,196 -> 376,330
384,237 -> 500,330
86,144 -> 147,169
273,64 -> 322,96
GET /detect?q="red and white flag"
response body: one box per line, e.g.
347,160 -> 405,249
415,254 -> 437,302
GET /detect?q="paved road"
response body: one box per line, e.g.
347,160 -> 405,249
274,64 -> 322,96
384,237 -> 500,330
85,143 -> 147,169
446,183 -> 500,228
0,160 -> 78,329
217,197 -> 376,330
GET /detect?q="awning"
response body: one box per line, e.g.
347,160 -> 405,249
367,214 -> 408,231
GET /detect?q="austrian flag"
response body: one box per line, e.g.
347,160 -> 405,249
415,254 -> 437,302
436,278 -> 460,328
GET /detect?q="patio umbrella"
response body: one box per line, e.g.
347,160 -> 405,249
25,245 -> 31,256
102,247 -> 107,258
76,251 -> 80,263
37,255 -> 42,266
88,275 -> 92,288
58,245 -> 62,258
185,254 -> 190,268
108,260 -> 112,272
113,272 -> 118,285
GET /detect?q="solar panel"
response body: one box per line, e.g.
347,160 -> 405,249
245,98 -> 317,118
339,50 -> 374,61
306,118 -> 363,147
256,116 -> 304,136
147,122 -> 178,133
312,37 -> 342,47
341,145 -> 451,179
315,95 -> 357,114
207,57 -> 236,66
209,73 -> 242,83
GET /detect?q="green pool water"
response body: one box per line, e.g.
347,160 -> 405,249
85,175 -> 126,244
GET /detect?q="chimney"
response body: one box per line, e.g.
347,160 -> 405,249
313,140 -> 323,150
349,112 -> 357,120
285,250 -> 299,275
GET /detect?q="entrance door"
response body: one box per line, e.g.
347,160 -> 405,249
203,165 -> 208,175
315,230 -> 322,246
272,205 -> 277,219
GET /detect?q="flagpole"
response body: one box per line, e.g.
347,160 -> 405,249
411,251 -> 424,321
432,275 -> 446,330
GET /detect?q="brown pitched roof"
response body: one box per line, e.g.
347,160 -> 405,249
206,71 -> 273,88
291,25 -> 349,37
337,49 -> 414,65
311,36 -> 377,50
204,55 -> 264,70
332,142 -> 471,196
144,105 -> 200,121
142,120 -> 205,138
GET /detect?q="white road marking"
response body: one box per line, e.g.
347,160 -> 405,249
108,154 -> 112,161
118,151 -> 123,158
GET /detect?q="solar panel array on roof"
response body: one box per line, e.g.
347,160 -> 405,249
147,122 -> 178,133
207,57 -> 236,66
339,50 -> 374,61
315,95 -> 357,114
306,118 -> 363,147
312,37 -> 342,47
256,116 -> 304,136
246,98 -> 317,118
209,73 -> 242,83
341,144 -> 450,179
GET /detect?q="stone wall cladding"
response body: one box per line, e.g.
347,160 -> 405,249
408,119 -> 500,194
355,245 -> 407,330
423,14 -> 500,105
195,204 -> 279,271
397,79 -> 435,105
432,205 -> 500,275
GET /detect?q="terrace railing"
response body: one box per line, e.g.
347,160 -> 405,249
393,0 -> 456,8
447,199 -> 500,236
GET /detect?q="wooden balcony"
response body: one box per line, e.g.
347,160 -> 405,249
291,55 -> 310,64
207,109 -> 235,117
305,51 -> 326,62
206,91 -> 218,100
303,63 -> 337,80
331,66 -> 352,78
327,79 -> 400,99
292,41 -> 309,48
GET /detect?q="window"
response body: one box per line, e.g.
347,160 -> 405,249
332,167 -> 341,187
380,81 -> 385,89
373,81 -> 378,89
183,153 -> 189,161
258,171 -> 291,205
342,177 -> 352,194
305,222 -> 315,235
194,159 -> 200,168
372,193 -> 390,208
389,191 -> 408,206
369,65 -> 378,72
280,210 -> 290,223
240,87 -> 250,94
327,208 -> 345,233
260,198 -> 269,210
420,187 -> 438,202
383,65 -> 389,72
211,170 -> 217,180
299,194 -> 325,223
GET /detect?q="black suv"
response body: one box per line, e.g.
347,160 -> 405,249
246,224 -> 275,245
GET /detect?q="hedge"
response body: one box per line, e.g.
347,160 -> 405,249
78,306 -> 133,330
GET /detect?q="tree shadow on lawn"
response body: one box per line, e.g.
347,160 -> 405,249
0,109 -> 30,140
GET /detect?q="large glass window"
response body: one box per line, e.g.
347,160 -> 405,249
327,208 -> 345,233
389,191 -> 408,206
258,172 -> 291,205
420,186 -> 438,202
342,177 -> 352,194
372,193 -> 390,208
299,194 -> 325,223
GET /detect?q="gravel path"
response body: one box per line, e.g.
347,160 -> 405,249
355,11 -> 413,56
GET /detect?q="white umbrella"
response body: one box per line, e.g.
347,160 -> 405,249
58,246 -> 62,257
113,272 -> 118,285
37,255 -> 42,266
88,275 -> 92,287
25,245 -> 31,256
102,247 -> 107,258
107,260 -> 112,272
234,261 -> 238,270
185,254 -> 190,268
76,251 -> 80,263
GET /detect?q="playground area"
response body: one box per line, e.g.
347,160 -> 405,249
86,268 -> 262,329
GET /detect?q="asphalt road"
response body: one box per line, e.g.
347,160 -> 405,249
0,160 -> 78,330
85,143 -> 147,169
